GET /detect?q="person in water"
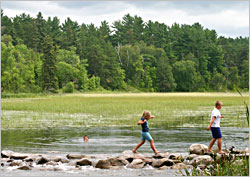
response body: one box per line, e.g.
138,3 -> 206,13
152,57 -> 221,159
132,111 -> 160,155
83,135 -> 89,142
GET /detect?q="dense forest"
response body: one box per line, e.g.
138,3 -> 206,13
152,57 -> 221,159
1,11 -> 249,93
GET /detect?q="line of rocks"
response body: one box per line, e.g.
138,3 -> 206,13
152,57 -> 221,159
1,144 -> 249,173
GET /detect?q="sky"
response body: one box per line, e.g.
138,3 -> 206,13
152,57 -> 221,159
1,1 -> 249,38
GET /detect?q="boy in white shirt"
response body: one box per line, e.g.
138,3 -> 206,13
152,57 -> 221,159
206,101 -> 225,154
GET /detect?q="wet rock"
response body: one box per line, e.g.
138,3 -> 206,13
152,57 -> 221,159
17,166 -> 32,170
152,158 -> 174,168
37,157 -> 49,164
190,144 -> 208,155
9,160 -> 23,166
95,157 -> 128,169
23,155 -> 42,162
186,154 -> 198,160
95,159 -> 111,169
60,158 -> 70,163
152,152 -> 170,159
10,153 -> 29,160
66,154 -> 93,159
173,160 -> 182,164
158,166 -> 171,170
76,158 -> 92,166
1,150 -> 14,158
190,155 -> 213,165
46,161 -> 59,166
171,163 -> 187,170
127,159 -> 145,169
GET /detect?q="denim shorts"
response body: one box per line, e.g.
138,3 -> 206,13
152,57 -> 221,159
211,127 -> 222,139
141,131 -> 153,141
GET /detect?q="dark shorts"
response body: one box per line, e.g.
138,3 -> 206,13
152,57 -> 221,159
211,127 -> 222,139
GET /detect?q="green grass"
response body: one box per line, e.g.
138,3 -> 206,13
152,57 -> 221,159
1,92 -> 249,129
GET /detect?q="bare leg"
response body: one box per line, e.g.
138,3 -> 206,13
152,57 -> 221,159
133,140 -> 145,153
218,138 -> 225,154
150,139 -> 160,155
207,138 -> 216,152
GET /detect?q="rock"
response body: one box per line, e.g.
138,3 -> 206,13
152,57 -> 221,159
197,164 -> 206,170
190,155 -> 213,165
60,158 -> 70,163
158,166 -> 171,170
152,152 -> 170,159
9,160 -> 23,166
95,159 -> 111,169
17,166 -> 32,170
10,153 -> 29,160
46,161 -> 59,166
23,155 -> 42,162
95,157 -> 128,169
1,150 -> 14,158
173,160 -> 182,164
76,158 -> 92,166
66,154 -> 93,159
121,150 -> 139,162
190,144 -> 208,155
152,158 -> 174,168
171,163 -> 187,170
186,154 -> 198,160
127,159 -> 145,169
37,157 -> 49,164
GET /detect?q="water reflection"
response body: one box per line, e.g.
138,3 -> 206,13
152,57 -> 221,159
2,127 -> 248,155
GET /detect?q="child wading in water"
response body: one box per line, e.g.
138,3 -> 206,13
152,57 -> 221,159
206,101 -> 225,154
133,111 -> 160,155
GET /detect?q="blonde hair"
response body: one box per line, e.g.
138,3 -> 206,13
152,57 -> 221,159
142,111 -> 151,118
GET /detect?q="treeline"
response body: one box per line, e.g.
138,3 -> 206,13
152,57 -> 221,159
1,11 -> 249,93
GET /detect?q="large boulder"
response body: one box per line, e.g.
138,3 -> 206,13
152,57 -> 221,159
127,159 -> 145,169
190,155 -> 213,165
76,158 -> 92,166
190,144 -> 208,155
152,158 -> 174,168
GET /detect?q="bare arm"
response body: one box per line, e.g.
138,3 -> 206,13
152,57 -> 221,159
220,115 -> 225,118
207,116 -> 216,130
137,119 -> 146,125
149,115 -> 155,119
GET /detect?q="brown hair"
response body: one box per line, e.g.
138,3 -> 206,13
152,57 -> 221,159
142,111 -> 151,118
215,101 -> 222,107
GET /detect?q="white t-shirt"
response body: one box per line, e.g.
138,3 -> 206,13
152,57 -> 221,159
210,108 -> 221,127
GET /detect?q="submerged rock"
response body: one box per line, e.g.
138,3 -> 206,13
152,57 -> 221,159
66,154 -> 93,159
189,144 -> 208,155
17,166 -> 32,170
9,160 -> 23,166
